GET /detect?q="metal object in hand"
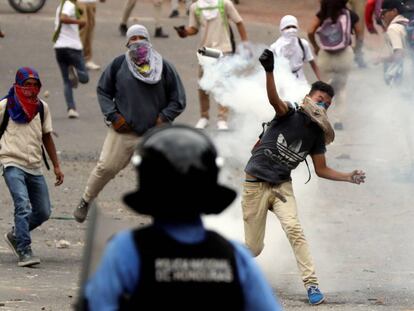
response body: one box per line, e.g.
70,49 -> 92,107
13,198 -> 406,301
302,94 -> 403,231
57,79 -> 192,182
198,47 -> 223,58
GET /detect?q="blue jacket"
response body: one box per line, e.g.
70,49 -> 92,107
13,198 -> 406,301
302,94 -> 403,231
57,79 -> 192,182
85,218 -> 282,311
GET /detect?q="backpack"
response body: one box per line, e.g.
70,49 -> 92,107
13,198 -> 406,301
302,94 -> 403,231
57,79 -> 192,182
0,101 -> 50,170
316,9 -> 351,52
195,0 -> 236,53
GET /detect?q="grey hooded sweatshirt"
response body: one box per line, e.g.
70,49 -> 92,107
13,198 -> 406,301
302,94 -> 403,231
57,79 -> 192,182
97,55 -> 186,135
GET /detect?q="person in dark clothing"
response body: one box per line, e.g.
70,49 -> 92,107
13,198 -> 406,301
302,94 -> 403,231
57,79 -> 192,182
79,124 -> 282,311
241,49 -> 366,305
73,24 -> 186,223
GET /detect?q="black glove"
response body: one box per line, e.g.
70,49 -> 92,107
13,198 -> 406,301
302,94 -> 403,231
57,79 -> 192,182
174,25 -> 187,38
259,49 -> 274,72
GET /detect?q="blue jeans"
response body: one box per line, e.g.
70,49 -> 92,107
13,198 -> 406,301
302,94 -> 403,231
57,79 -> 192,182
3,167 -> 52,252
55,48 -> 89,110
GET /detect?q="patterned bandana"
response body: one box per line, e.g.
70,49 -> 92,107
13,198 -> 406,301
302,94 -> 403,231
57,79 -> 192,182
3,67 -> 41,123
299,96 -> 335,145
125,40 -> 163,84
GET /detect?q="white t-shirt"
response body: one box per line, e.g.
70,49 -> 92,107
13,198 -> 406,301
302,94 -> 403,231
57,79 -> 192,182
54,1 -> 83,50
270,37 -> 314,72
78,0 -> 96,2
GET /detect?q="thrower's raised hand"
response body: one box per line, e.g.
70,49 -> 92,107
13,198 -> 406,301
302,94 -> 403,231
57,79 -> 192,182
259,49 -> 274,72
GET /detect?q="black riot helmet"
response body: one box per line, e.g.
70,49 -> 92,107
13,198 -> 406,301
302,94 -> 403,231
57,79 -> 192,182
123,124 -> 237,220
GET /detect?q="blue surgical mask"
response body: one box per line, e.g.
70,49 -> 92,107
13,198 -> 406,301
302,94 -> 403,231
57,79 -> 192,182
316,101 -> 329,109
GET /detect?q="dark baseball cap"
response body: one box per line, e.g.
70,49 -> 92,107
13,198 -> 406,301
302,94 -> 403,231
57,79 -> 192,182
382,0 -> 403,12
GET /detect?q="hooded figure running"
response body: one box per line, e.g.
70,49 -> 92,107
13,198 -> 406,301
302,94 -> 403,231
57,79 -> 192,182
73,24 -> 186,223
1,67 -> 64,267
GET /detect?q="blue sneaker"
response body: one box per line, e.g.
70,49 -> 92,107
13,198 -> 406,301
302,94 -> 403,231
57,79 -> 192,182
307,285 -> 325,305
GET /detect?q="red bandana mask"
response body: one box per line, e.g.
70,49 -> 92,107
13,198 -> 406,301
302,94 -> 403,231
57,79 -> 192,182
14,84 -> 40,122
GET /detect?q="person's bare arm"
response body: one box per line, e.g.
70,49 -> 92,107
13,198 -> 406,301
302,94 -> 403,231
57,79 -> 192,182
259,49 -> 289,116
309,60 -> 322,81
174,25 -> 198,37
236,21 -> 248,41
311,153 -> 366,184
308,16 -> 321,55
60,14 -> 85,26
42,133 -> 64,186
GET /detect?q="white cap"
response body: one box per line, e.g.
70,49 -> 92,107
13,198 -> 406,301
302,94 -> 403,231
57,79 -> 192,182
126,24 -> 150,44
279,15 -> 299,31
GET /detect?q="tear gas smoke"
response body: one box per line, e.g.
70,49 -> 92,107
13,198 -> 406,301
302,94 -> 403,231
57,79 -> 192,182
200,40 -> 414,294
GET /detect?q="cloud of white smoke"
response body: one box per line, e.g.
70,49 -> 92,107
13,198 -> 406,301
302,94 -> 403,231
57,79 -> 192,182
202,37 -> 414,294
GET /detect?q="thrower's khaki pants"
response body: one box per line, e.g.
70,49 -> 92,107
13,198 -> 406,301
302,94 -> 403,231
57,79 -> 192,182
121,0 -> 163,28
317,46 -> 353,123
83,127 -> 140,203
241,180 -> 318,287
78,2 -> 96,62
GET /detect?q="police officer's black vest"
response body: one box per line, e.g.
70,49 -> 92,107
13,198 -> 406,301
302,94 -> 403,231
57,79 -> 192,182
120,225 -> 244,310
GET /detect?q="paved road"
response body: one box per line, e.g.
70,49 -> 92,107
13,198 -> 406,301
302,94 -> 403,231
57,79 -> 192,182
0,1 -> 413,310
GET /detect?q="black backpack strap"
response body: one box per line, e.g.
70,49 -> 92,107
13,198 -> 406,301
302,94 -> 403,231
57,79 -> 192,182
297,37 -> 306,62
0,107 -> 10,140
304,158 -> 311,184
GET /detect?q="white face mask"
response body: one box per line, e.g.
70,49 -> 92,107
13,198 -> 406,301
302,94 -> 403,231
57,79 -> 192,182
282,28 -> 298,39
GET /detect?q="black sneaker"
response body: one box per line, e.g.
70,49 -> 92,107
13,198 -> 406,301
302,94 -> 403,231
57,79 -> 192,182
119,23 -> 128,36
18,248 -> 40,267
154,27 -> 169,38
4,231 -> 19,258
169,9 -> 179,18
73,198 -> 90,223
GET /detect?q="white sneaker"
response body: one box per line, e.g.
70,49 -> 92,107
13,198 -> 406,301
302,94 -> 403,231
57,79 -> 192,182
217,120 -> 229,131
67,109 -> 79,119
86,61 -> 101,70
195,117 -> 209,129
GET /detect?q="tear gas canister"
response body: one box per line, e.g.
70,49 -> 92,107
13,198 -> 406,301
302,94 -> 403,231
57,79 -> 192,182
197,47 -> 223,58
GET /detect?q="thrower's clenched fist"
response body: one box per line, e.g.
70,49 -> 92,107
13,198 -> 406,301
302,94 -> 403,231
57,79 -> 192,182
259,49 -> 274,72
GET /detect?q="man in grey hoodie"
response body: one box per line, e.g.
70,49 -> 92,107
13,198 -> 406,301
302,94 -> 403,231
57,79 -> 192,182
73,24 -> 186,223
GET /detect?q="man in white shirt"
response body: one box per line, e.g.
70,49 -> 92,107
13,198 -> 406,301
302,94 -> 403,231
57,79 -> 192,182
376,0 -> 409,85
53,0 -> 89,118
270,15 -> 321,83
174,0 -> 248,130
